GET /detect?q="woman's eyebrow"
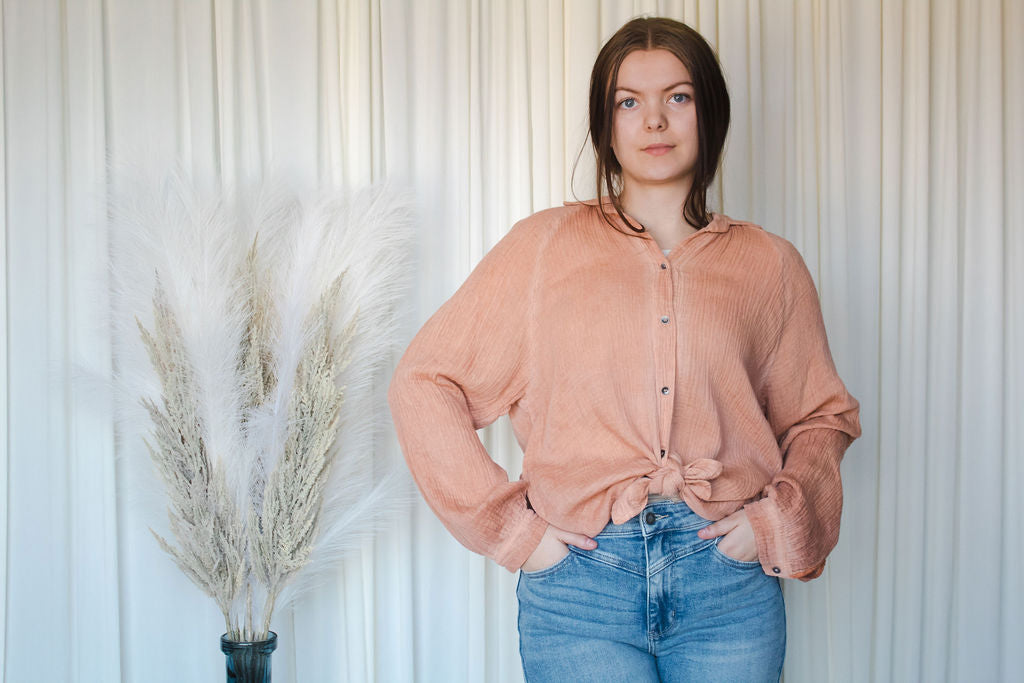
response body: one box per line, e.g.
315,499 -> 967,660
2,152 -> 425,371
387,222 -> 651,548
615,80 -> 693,93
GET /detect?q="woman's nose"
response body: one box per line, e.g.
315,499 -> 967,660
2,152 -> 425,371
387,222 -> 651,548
645,111 -> 666,130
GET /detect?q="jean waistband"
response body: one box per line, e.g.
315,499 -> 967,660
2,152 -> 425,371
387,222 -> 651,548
596,498 -> 709,538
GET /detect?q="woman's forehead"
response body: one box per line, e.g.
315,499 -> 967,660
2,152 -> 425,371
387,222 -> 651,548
614,49 -> 691,91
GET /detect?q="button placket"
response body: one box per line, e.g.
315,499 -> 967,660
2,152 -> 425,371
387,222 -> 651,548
653,257 -> 677,460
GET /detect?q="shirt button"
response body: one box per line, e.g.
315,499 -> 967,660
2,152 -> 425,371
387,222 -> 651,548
661,386 -> 670,395
660,263 -> 667,269
660,449 -> 666,457
645,512 -> 657,525
660,315 -> 669,323
772,567 -> 781,574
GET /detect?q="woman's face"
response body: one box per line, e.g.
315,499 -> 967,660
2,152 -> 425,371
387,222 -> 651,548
610,49 -> 699,197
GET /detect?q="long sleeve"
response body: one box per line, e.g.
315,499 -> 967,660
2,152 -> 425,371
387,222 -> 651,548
387,219 -> 548,572
743,237 -> 862,580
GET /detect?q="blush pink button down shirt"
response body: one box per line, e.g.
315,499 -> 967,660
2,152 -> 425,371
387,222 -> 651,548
388,198 -> 861,579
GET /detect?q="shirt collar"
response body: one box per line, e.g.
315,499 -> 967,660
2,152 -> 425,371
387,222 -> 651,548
563,197 -> 731,233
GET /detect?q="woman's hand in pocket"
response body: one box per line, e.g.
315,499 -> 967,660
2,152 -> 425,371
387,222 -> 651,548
697,508 -> 759,562
520,524 -> 597,573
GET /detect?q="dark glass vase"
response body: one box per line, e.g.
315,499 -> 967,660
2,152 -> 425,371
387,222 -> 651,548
220,631 -> 278,683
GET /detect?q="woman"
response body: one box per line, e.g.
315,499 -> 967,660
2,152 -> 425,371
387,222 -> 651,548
388,16 -> 861,683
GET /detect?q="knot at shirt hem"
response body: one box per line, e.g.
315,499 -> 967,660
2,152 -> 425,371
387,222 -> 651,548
610,455 -> 724,524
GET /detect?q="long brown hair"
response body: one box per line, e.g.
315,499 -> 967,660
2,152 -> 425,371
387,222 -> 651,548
579,17 -> 731,235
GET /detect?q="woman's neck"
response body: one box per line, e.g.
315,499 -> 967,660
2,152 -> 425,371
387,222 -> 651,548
620,184 -> 699,250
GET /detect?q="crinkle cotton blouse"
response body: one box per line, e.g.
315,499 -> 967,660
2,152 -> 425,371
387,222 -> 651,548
387,198 -> 862,580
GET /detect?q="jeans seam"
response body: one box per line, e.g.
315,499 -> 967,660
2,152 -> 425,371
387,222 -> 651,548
574,549 -> 643,576
644,528 -> 654,654
648,540 -> 717,575
516,572 -> 532,683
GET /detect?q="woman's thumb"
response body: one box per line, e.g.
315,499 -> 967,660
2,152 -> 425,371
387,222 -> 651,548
557,529 -> 597,549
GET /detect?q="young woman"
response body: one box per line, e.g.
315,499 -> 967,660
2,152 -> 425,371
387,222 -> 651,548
388,16 -> 861,683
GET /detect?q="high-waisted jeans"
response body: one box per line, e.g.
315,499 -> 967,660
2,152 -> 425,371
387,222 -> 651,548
516,499 -> 786,682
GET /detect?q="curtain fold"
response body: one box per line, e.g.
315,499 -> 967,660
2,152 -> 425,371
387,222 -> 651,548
2,0 -> 1020,680
0,1 -> 9,678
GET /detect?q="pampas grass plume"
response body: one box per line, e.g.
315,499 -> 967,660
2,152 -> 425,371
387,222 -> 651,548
108,170 -> 414,641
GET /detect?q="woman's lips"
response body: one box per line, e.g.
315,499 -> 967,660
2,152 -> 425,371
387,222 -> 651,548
643,145 -> 674,156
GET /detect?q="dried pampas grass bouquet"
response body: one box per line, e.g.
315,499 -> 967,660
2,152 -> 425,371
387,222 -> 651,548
108,171 -> 414,642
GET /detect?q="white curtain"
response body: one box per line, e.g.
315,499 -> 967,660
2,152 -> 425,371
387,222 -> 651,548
2,0 -> 1020,681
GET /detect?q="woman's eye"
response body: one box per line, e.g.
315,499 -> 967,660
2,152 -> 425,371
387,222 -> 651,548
671,93 -> 691,103
618,97 -> 637,109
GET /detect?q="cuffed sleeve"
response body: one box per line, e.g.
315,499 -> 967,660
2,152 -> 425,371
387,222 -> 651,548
387,219 -> 548,572
745,237 -> 862,580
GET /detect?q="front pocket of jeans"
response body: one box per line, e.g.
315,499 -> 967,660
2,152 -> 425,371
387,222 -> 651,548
521,549 -> 574,578
710,539 -> 762,570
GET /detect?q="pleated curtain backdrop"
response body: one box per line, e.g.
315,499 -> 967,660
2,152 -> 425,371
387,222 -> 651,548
2,0 -> 1020,681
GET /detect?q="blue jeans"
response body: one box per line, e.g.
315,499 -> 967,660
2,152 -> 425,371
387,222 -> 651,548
516,500 -> 786,682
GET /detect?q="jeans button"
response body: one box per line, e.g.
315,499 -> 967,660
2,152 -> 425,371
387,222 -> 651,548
645,512 -> 656,525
